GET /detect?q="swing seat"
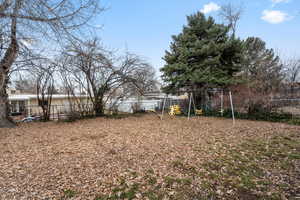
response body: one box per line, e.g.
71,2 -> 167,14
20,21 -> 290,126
169,105 -> 181,116
195,109 -> 203,115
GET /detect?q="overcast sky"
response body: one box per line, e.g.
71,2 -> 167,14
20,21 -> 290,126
93,0 -> 300,74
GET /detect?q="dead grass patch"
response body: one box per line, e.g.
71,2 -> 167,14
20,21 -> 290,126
0,114 -> 299,199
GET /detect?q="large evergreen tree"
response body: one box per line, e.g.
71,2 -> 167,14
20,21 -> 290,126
160,12 -> 243,93
235,37 -> 284,114
242,37 -> 284,93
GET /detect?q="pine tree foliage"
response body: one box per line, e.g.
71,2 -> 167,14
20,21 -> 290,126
160,12 -> 244,93
243,37 -> 284,92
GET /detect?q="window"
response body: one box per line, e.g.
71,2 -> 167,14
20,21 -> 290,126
19,101 -> 25,112
10,101 -> 18,113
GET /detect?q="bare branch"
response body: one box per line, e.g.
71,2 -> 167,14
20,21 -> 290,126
219,3 -> 244,36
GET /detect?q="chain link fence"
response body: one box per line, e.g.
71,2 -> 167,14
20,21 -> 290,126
196,88 -> 300,125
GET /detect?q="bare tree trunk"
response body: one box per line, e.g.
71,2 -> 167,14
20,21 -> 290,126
291,85 -> 295,98
94,96 -> 105,116
90,92 -> 105,117
0,82 -> 14,128
0,62 -> 15,127
0,3 -> 19,128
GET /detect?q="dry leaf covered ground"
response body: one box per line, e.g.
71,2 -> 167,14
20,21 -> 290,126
0,114 -> 299,200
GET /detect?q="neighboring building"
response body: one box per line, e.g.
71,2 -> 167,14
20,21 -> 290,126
137,90 -> 188,100
7,88 -> 21,95
8,94 -> 90,117
114,98 -> 162,113
8,89 -> 187,118
113,91 -> 188,113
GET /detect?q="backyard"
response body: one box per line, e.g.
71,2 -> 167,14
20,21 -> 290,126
0,114 -> 299,199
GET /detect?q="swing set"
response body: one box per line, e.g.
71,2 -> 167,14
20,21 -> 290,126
160,89 -> 236,125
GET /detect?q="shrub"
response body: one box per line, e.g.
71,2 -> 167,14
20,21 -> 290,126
203,107 -> 298,125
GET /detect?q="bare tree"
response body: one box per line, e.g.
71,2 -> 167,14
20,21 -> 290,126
0,0 -> 102,127
219,3 -> 244,36
35,64 -> 56,121
58,57 -> 92,117
284,58 -> 300,96
124,64 -> 158,97
12,76 -> 36,93
61,38 -> 155,116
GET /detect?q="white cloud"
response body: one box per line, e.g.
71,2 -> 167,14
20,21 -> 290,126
200,2 -> 220,14
261,10 -> 291,24
93,24 -> 103,29
271,0 -> 290,4
271,0 -> 290,6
